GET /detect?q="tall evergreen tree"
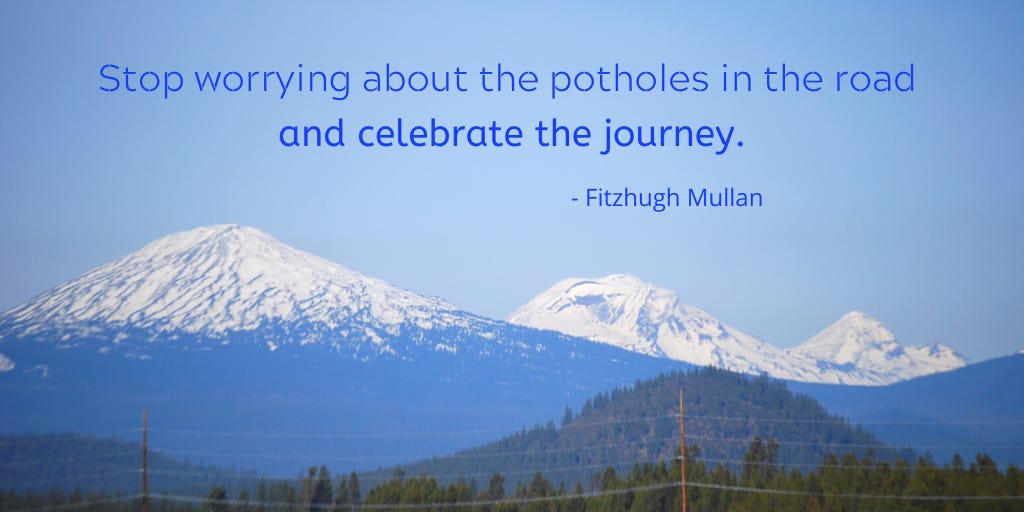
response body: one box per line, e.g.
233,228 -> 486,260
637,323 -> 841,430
309,466 -> 332,512
348,472 -> 361,505
741,436 -> 780,488
334,480 -> 349,511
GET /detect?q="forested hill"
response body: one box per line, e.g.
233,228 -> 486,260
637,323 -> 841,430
370,367 -> 914,489
0,433 -> 258,494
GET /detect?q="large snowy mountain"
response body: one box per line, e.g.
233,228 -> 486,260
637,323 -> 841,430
508,274 -> 966,385
0,225 -> 501,360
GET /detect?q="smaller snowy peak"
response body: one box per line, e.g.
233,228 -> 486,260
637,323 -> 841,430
507,274 -> 686,358
791,311 -> 967,382
0,353 -> 13,373
794,311 -> 897,365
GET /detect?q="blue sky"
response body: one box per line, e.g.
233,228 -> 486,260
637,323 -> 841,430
1,2 -> 1021,361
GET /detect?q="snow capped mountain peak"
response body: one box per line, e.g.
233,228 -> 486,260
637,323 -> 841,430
791,311 -> 967,381
0,225 -> 473,349
508,274 -> 680,336
508,274 -> 685,357
794,311 -> 897,364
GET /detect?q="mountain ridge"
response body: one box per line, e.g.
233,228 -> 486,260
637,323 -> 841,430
508,274 -> 966,385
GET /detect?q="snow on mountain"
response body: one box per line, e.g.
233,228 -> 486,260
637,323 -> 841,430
507,274 -> 893,385
0,226 -> 971,384
0,225 -> 490,355
790,311 -> 967,382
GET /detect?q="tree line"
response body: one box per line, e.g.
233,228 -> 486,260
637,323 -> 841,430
4,439 -> 1021,512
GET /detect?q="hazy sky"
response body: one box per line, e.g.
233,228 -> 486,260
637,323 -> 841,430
1,2 -> 1021,361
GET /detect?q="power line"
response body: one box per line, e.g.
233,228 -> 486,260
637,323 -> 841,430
0,450 -> 142,468
148,479 -> 1024,511
146,426 -> 521,440
0,470 -> 141,488
3,431 -> 1010,487
143,415 -> 677,440
686,433 -> 1024,450
4,430 -> 1010,475
154,434 -> 684,462
685,481 -> 1024,501
149,461 -> 639,482
147,430 -> 1019,464
684,414 -> 1024,426
153,482 -> 682,510
3,447 -> 993,492
4,476 -> 1022,512
42,411 -> 1024,443
149,448 -> 997,488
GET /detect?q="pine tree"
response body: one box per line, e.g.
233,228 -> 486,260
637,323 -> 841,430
475,473 -> 505,512
299,467 -> 317,511
564,482 -> 586,512
334,479 -> 349,511
310,466 -> 332,512
237,489 -> 251,512
348,471 -> 360,505
741,436 -> 779,488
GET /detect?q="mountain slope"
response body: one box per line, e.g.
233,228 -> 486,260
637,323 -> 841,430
0,432 -> 260,494
0,225 -> 498,360
790,311 -> 967,381
790,353 -> 1024,465
367,367 -> 912,489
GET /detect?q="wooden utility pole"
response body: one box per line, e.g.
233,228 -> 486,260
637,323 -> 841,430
680,389 -> 687,512
142,408 -> 148,512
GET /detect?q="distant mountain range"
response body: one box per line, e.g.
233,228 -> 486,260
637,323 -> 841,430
508,274 -> 966,385
790,352 -> 1024,466
0,226 -> 966,386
